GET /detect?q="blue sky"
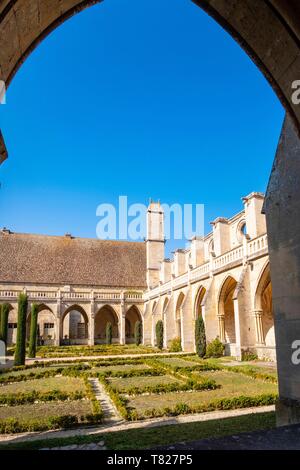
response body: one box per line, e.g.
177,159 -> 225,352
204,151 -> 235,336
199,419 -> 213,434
0,0 -> 284,255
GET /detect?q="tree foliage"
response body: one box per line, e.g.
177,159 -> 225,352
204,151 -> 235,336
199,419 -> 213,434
28,303 -> 39,358
14,293 -> 28,366
195,316 -> 206,357
155,320 -> 164,350
134,321 -> 142,346
106,322 -> 113,345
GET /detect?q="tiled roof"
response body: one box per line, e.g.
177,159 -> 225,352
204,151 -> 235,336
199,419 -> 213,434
0,231 -> 146,288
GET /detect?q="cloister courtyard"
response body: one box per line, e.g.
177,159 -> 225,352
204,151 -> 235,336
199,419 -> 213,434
0,345 -> 278,450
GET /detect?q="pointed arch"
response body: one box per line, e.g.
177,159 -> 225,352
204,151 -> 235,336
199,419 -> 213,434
26,303 -> 56,345
194,285 -> 206,319
61,304 -> 89,344
125,305 -> 142,343
255,262 -> 274,347
95,305 -> 119,343
218,275 -> 237,344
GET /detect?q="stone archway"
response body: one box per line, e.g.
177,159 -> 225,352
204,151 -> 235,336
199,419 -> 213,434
254,263 -> 275,359
194,286 -> 206,319
175,292 -> 185,346
61,305 -> 89,345
218,276 -> 237,354
94,305 -> 119,343
26,304 -> 56,346
125,305 -> 142,343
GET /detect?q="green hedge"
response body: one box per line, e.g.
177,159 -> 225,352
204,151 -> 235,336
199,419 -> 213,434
112,377 -> 218,396
0,303 -> 10,347
0,389 -> 85,406
135,393 -> 278,420
14,293 -> 28,366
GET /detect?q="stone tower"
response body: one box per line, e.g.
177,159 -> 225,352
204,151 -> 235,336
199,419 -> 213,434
146,201 -> 165,289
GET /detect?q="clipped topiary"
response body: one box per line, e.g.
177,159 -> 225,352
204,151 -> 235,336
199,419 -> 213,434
195,316 -> 206,357
28,303 -> 39,358
14,293 -> 28,366
169,337 -> 182,352
106,322 -> 113,345
0,303 -> 10,348
206,337 -> 225,358
134,321 -> 142,346
156,320 -> 164,350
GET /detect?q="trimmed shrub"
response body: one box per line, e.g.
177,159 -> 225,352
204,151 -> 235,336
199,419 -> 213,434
14,293 -> 28,366
169,337 -> 182,352
134,321 -> 142,346
0,303 -> 10,350
106,322 -> 113,345
28,303 -> 38,358
195,316 -> 206,358
241,349 -> 258,361
156,320 -> 164,350
206,337 -> 225,358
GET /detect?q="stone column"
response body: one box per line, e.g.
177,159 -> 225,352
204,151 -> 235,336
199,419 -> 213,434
233,298 -> 242,360
88,292 -> 95,346
55,290 -> 61,346
119,293 -> 126,345
265,115 -> 300,425
163,311 -> 167,349
253,310 -> 265,345
217,315 -> 225,343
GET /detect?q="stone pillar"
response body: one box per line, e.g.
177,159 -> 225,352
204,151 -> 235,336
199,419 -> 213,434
163,311 -> 167,349
218,315 -> 225,343
119,293 -> 126,345
233,298 -> 242,360
253,310 -> 265,345
88,292 -> 95,346
55,290 -> 61,346
265,115 -> 300,425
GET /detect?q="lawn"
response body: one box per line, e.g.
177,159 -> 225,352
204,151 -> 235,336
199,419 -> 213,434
156,357 -> 202,368
0,376 -> 86,395
127,370 -> 277,417
92,363 -> 151,373
108,374 -> 183,392
35,344 -> 159,358
0,400 -> 92,423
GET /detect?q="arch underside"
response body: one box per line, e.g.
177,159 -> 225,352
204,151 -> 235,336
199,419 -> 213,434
1,0 -> 300,164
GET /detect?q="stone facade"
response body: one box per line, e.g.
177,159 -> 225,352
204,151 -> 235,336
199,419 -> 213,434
0,192 -> 273,361
144,193 -> 274,361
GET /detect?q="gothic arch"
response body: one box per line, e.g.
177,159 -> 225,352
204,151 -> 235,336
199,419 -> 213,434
94,305 -> 119,342
26,303 -> 56,345
194,285 -> 206,319
61,304 -> 89,343
1,1 -> 300,165
255,263 -> 274,347
125,305 -> 142,343
218,275 -> 237,344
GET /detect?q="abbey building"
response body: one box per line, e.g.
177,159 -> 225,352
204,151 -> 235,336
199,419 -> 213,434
0,192 -> 274,361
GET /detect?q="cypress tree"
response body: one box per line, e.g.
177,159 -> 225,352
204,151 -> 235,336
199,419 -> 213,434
134,321 -> 142,346
0,304 -> 10,353
195,316 -> 206,357
28,303 -> 39,358
156,320 -> 164,350
106,322 -> 113,345
14,293 -> 28,366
